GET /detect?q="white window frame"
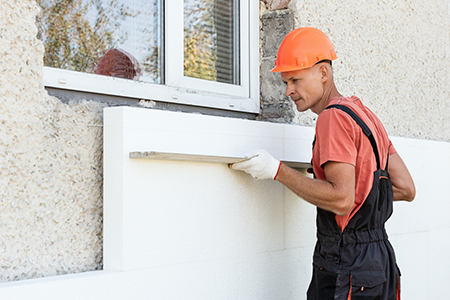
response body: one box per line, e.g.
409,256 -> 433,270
42,0 -> 260,114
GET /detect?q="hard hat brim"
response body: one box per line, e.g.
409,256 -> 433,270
271,64 -> 311,73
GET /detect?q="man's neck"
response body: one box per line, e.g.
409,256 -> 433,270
313,84 -> 342,114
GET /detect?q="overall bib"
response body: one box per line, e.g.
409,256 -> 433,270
307,105 -> 400,300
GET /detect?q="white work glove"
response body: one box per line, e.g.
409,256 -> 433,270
229,150 -> 281,180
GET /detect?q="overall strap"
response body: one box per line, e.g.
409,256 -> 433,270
325,104 -> 381,170
385,145 -> 391,170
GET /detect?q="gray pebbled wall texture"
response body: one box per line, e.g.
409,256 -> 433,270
1,0 -> 104,281
0,0 -> 449,281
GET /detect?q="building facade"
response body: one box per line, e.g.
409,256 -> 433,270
0,0 -> 449,298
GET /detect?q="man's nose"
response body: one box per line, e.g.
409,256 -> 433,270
285,83 -> 294,97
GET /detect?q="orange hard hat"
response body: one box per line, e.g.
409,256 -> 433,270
271,27 -> 337,73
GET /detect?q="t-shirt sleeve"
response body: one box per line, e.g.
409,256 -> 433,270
316,109 -> 359,168
388,140 -> 397,156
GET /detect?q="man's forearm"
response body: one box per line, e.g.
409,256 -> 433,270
275,163 -> 355,216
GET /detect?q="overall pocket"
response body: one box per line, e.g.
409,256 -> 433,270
307,264 -> 338,300
350,270 -> 386,299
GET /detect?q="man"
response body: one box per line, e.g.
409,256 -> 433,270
230,27 -> 415,299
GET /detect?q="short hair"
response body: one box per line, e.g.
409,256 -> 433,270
315,59 -> 332,67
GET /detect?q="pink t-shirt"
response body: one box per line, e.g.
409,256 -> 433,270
312,96 -> 396,231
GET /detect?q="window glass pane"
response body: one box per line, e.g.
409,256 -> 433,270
37,0 -> 163,84
184,0 -> 240,85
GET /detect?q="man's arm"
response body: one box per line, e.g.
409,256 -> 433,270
229,150 -> 355,215
388,153 -> 415,201
276,161 -> 355,216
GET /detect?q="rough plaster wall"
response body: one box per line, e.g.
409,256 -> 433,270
285,0 -> 450,141
0,0 -> 104,281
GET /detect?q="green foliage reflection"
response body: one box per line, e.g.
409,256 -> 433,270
37,0 -> 138,73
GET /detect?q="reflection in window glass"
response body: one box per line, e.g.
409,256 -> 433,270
184,0 -> 240,85
37,0 -> 163,84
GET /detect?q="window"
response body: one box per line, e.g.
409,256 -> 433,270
184,0 -> 239,85
38,0 -> 259,113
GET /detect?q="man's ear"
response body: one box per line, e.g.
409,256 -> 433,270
319,63 -> 330,82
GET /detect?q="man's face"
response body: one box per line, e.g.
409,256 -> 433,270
281,66 -> 324,113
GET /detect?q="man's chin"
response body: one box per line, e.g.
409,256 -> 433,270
295,105 -> 309,112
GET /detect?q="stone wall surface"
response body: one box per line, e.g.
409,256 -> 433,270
0,0 -> 104,281
261,0 -> 291,10
259,9 -> 296,123
285,0 -> 450,140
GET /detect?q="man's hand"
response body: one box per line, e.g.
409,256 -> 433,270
229,150 -> 281,180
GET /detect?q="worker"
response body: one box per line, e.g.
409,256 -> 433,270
229,27 -> 415,299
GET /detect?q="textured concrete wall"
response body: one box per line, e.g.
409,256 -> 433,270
0,0 -> 104,281
282,0 -> 450,141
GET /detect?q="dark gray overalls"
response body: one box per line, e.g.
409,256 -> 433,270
307,105 -> 400,300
